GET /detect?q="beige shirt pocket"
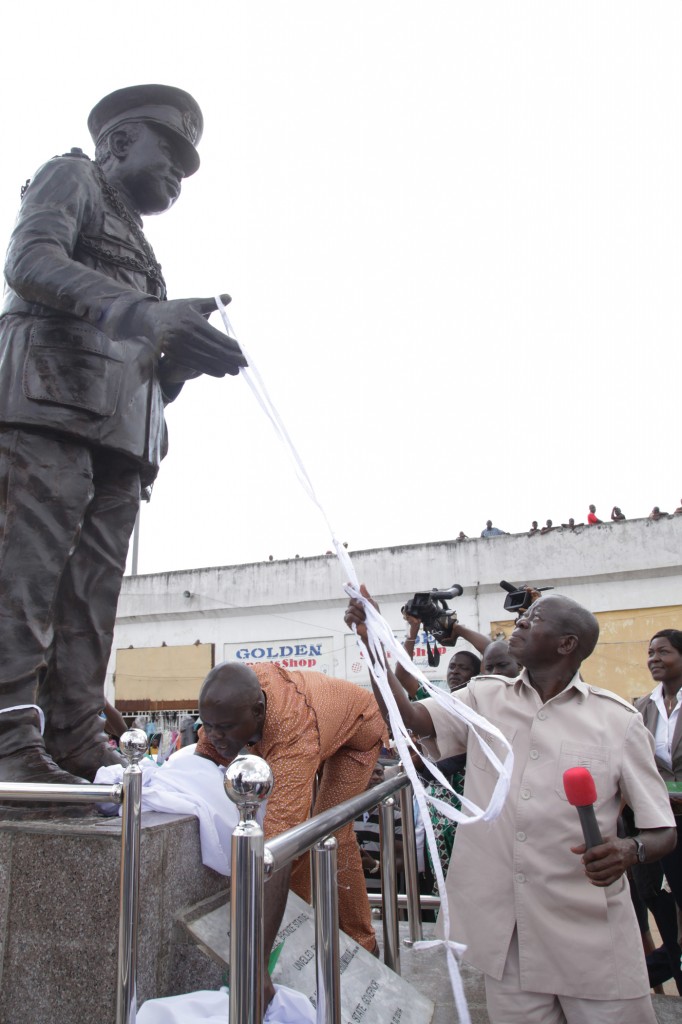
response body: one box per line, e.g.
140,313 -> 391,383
554,741 -> 611,801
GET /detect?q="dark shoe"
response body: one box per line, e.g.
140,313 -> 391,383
0,751 -> 100,818
45,715 -> 126,782
0,747 -> 88,785
0,710 -> 90,814
647,945 -> 674,988
0,708 -> 88,785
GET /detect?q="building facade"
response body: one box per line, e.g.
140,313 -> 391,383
110,516 -> 682,713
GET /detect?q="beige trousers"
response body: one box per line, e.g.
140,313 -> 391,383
484,929 -> 657,1024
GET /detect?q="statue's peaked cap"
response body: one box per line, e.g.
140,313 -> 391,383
87,84 -> 203,177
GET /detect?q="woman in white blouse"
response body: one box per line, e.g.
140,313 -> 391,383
636,630 -> 682,911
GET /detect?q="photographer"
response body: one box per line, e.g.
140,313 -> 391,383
396,606 -> 470,896
399,609 -> 488,698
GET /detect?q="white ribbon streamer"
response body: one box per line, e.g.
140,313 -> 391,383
215,297 -> 514,1024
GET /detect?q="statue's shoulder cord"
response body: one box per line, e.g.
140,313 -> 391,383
18,150 -> 167,299
87,161 -> 167,298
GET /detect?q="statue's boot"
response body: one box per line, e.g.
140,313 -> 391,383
44,713 -> 125,783
0,709 -> 87,786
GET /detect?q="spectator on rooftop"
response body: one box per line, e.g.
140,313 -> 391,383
587,504 -> 602,524
561,518 -> 581,531
481,520 -> 507,538
528,521 -> 539,536
674,499 -> 682,515
611,507 -> 626,522
540,519 -> 554,534
649,507 -> 669,521
456,531 -> 469,541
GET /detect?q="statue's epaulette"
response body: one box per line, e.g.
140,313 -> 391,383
21,148 -> 91,200
586,685 -> 637,712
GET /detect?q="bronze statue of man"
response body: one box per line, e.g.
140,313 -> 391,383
0,85 -> 245,785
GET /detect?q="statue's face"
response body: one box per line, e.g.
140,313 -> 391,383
117,123 -> 185,215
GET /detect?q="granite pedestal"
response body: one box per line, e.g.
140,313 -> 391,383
0,811 -> 226,1024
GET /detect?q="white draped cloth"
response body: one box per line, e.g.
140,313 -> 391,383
136,985 -> 316,1023
94,747 -> 265,875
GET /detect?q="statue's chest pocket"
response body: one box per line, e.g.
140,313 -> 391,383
24,321 -> 124,417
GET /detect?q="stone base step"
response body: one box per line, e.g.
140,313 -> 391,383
0,811 -> 226,1024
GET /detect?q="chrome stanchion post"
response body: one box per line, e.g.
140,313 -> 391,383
379,796 -> 400,974
310,771 -> 320,911
313,836 -> 341,1024
116,728 -> 148,1024
224,755 -> 273,1024
399,783 -> 423,946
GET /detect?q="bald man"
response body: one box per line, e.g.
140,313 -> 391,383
480,639 -> 519,678
198,661 -> 386,991
345,590 -> 676,1024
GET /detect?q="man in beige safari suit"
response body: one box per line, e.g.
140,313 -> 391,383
345,588 -> 676,1024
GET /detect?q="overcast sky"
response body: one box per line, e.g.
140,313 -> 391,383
1,2 -> 680,576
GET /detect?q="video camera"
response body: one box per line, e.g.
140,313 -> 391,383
499,580 -> 553,614
402,585 -> 463,667
402,584 -> 463,641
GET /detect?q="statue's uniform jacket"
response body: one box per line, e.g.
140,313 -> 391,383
0,153 -> 179,763
0,153 -> 176,486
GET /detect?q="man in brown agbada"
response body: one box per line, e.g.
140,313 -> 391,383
198,661 -> 387,1004
0,85 -> 245,785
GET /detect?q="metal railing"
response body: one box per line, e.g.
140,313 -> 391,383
225,755 -> 424,1024
0,729 -> 147,1024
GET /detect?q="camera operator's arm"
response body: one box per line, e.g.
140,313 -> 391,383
344,586 -> 435,738
396,609 -> 422,698
440,621 -> 491,655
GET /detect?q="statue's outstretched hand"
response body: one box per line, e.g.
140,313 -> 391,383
136,293 -> 247,377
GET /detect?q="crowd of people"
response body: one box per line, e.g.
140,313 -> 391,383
97,581 -> 682,1024
457,501 -> 682,541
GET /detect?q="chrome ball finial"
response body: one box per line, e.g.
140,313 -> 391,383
119,728 -> 149,764
224,754 -> 273,811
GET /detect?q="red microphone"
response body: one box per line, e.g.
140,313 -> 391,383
563,767 -> 604,849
